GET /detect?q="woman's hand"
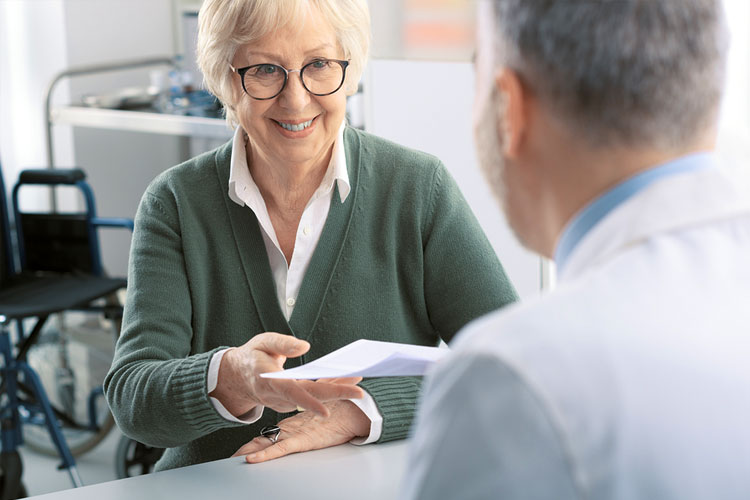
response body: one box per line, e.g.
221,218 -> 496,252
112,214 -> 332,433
232,397 -> 371,463
209,332 -> 364,417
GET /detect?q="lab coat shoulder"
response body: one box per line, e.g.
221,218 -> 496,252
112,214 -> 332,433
442,287 -> 622,488
403,346 -> 583,500
406,281 -> 621,500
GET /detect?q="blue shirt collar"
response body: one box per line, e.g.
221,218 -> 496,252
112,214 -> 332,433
554,152 -> 717,273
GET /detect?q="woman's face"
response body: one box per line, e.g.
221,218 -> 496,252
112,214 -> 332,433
232,6 -> 348,170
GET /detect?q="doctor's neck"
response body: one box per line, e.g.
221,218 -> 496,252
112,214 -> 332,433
526,122 -> 718,259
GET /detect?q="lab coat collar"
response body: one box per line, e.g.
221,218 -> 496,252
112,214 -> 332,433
560,156 -> 750,282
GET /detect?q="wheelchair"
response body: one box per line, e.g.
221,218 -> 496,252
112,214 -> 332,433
0,159 -> 132,498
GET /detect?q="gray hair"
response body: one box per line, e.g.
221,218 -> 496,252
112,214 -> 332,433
489,0 -> 729,149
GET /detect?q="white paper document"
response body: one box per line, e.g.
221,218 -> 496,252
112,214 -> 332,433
260,339 -> 449,380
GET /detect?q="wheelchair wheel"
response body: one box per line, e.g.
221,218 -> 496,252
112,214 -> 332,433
115,436 -> 165,478
20,306 -> 120,458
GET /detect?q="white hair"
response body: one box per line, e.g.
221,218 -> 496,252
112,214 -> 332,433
197,0 -> 370,128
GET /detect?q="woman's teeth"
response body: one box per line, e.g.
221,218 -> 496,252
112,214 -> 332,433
278,119 -> 313,132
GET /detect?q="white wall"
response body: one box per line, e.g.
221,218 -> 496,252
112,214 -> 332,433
367,0 -> 404,60
0,0 -> 75,211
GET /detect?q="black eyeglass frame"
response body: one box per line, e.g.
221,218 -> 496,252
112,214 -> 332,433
230,59 -> 350,100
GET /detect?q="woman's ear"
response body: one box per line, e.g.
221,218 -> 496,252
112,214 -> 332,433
495,68 -> 527,159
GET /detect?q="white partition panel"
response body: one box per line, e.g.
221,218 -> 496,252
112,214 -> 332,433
364,59 -> 543,298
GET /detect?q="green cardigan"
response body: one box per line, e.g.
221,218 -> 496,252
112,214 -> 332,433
104,127 -> 517,471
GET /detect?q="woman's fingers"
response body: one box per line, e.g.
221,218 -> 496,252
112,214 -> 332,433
269,379 -> 331,416
253,377 -> 364,416
249,332 -> 310,358
298,379 -> 365,402
242,418 -> 312,463
239,402 -> 363,464
231,334 -> 365,416
232,436 -> 274,458
245,439 -> 298,463
317,376 -> 363,385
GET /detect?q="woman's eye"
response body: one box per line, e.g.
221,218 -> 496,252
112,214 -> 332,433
254,64 -> 278,75
311,60 -> 329,69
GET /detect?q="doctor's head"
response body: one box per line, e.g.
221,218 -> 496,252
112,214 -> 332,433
474,0 -> 729,257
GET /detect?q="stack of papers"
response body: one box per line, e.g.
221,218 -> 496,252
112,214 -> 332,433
260,339 -> 449,380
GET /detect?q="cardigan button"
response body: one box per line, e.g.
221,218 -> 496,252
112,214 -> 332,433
286,297 -> 296,307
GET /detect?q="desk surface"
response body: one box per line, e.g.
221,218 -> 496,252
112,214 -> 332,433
30,441 -> 408,500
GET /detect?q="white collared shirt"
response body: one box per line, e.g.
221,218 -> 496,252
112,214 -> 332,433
207,125 -> 382,445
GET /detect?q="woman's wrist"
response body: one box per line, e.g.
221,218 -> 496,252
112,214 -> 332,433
335,400 -> 370,438
209,347 -> 258,417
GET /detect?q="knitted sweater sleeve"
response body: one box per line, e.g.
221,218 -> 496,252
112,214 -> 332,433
359,161 -> 518,443
104,188 -> 244,448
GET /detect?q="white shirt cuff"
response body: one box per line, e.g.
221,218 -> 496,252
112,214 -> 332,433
208,348 -> 264,424
348,392 -> 383,445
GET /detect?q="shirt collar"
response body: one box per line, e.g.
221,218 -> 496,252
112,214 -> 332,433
554,152 -> 717,273
228,123 -> 350,209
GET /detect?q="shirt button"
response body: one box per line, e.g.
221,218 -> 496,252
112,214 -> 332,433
286,297 -> 296,307
302,225 -> 312,236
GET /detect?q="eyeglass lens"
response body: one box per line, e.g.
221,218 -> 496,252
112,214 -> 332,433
242,60 -> 346,99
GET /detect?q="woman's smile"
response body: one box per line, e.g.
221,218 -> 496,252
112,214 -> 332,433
271,116 -> 319,139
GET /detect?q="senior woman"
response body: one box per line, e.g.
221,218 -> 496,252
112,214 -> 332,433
104,0 -> 517,471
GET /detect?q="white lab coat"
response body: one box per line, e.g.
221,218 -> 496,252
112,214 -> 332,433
401,160 -> 750,499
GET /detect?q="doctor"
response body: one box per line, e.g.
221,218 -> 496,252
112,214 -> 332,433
403,0 -> 750,498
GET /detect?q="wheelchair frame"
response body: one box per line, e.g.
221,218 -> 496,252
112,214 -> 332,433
0,166 -> 132,495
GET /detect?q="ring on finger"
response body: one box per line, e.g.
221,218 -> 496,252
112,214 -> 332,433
260,425 -> 281,444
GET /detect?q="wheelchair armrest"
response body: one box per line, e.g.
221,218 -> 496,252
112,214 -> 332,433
18,168 -> 86,185
91,217 -> 134,232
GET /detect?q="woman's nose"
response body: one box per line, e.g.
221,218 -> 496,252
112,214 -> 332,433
277,71 -> 310,110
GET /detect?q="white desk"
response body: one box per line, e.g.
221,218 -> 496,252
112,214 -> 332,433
29,441 -> 408,500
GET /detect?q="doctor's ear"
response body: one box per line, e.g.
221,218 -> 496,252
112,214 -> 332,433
494,68 -> 527,159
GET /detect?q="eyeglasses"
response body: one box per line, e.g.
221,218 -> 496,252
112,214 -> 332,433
230,59 -> 350,100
